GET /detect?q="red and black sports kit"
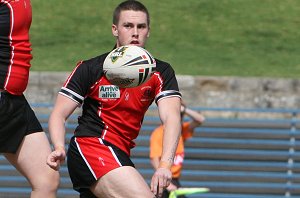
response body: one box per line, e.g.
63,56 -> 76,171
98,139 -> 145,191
0,0 -> 32,95
0,0 -> 43,153
61,53 -> 181,193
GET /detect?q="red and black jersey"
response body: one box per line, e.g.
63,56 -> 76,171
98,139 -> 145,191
0,0 -> 32,95
60,52 -> 181,155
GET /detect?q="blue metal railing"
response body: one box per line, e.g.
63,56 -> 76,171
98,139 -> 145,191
1,103 -> 300,197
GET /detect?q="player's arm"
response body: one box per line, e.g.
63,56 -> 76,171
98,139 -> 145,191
150,96 -> 181,197
182,105 -> 205,130
46,94 -> 78,170
158,97 -> 181,168
150,157 -> 160,170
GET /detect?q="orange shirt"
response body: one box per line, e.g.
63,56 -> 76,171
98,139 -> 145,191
149,122 -> 193,178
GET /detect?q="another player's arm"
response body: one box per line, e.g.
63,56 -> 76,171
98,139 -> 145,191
183,106 -> 205,130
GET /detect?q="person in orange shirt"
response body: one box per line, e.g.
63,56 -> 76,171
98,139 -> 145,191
150,102 -> 205,198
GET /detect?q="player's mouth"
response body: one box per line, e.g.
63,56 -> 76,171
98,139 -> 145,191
130,40 -> 140,45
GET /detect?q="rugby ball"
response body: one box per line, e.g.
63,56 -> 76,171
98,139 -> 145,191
103,45 -> 156,88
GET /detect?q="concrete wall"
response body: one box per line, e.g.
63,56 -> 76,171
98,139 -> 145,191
179,75 -> 300,109
25,71 -> 300,109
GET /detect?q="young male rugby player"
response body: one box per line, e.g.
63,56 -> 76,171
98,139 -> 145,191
47,1 -> 181,197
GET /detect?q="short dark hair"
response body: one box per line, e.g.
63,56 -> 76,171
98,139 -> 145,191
113,0 -> 150,26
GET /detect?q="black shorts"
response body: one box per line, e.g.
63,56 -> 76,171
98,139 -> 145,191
67,137 -> 135,196
0,91 -> 43,153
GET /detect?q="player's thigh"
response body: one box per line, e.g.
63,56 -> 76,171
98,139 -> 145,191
91,166 -> 154,198
4,132 -> 59,185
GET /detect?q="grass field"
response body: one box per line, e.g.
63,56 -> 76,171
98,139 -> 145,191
30,0 -> 300,78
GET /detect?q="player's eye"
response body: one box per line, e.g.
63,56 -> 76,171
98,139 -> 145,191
137,24 -> 147,29
124,23 -> 133,28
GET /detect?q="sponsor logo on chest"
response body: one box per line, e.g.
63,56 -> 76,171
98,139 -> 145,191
99,85 -> 120,98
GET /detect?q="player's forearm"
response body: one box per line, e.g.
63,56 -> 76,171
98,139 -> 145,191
160,115 -> 181,168
49,112 -> 67,150
157,97 -> 181,168
48,94 -> 78,150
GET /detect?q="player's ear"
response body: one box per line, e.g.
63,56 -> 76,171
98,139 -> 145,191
112,24 -> 118,37
147,28 -> 150,38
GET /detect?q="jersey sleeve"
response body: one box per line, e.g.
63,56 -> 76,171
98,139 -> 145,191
59,57 -> 104,104
154,60 -> 182,104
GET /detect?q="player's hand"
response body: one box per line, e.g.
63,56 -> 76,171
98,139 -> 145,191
46,147 -> 66,171
166,182 -> 178,192
150,167 -> 172,197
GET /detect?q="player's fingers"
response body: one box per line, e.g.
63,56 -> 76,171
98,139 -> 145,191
53,150 -> 66,163
46,158 -> 59,170
151,167 -> 172,197
55,149 -> 66,158
46,152 -> 63,170
157,176 -> 167,197
165,176 -> 171,187
150,174 -> 159,196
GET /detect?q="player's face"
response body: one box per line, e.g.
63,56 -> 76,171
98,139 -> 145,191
112,10 -> 150,48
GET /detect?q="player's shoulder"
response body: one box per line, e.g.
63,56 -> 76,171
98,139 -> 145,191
155,58 -> 172,70
154,58 -> 174,73
155,58 -> 171,67
72,52 -> 110,80
81,52 -> 110,67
